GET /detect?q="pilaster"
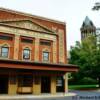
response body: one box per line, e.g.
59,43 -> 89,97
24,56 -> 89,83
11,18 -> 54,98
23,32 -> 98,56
51,76 -> 56,94
33,77 -> 41,95
34,38 -> 40,61
64,73 -> 68,93
13,35 -> 20,60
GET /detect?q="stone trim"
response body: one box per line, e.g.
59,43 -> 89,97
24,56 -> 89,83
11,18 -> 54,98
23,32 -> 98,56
0,18 -> 55,34
0,7 -> 66,25
0,25 -> 57,41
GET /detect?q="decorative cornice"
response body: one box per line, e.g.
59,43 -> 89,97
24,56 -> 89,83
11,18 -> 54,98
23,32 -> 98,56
0,23 -> 57,36
0,18 -> 56,33
0,7 -> 66,25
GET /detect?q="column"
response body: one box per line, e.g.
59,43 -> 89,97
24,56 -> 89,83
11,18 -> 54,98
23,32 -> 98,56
51,76 -> 56,94
13,35 -> 20,59
53,41 -> 57,63
34,38 -> 39,61
33,77 -> 41,95
64,73 -> 68,93
8,75 -> 17,95
58,29 -> 65,63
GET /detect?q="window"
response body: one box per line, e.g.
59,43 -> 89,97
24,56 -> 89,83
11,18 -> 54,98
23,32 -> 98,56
0,35 -> 13,41
1,47 -> 9,58
18,75 -> 33,87
21,38 -> 33,44
43,52 -> 49,61
23,48 -> 30,60
56,77 -> 63,86
40,41 -> 51,46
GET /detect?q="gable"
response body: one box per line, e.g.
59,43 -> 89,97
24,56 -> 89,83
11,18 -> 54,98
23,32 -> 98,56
0,19 -> 55,34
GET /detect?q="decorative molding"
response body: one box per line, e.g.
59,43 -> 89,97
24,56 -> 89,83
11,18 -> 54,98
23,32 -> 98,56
0,19 -> 56,34
0,25 -> 57,41
58,29 -> 65,63
0,7 -> 66,25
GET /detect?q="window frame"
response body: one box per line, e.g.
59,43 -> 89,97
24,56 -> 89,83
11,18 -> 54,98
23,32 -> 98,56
23,48 -> 31,60
42,51 -> 50,62
1,46 -> 9,58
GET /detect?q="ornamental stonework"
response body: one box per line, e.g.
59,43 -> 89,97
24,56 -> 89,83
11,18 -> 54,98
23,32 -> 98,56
0,25 -> 56,41
2,20 -> 52,33
58,29 -> 65,63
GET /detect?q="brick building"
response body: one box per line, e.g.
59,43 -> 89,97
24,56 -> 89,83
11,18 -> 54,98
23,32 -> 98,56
0,8 -> 78,95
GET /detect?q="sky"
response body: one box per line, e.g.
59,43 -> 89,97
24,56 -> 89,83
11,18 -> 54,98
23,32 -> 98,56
0,0 -> 100,50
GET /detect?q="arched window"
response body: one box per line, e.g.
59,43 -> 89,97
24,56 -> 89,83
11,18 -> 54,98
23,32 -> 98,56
42,51 -> 49,62
23,47 -> 30,60
1,44 -> 9,58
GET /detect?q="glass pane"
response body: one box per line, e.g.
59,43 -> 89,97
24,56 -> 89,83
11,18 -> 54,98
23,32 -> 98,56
2,48 -> 8,52
40,41 -> 51,46
0,35 -> 12,40
23,49 -> 30,59
43,52 -> 49,61
1,47 -> 9,57
21,38 -> 33,44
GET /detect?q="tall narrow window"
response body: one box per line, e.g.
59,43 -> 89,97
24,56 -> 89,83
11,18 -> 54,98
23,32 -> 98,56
43,52 -> 49,61
1,47 -> 9,58
23,48 -> 30,60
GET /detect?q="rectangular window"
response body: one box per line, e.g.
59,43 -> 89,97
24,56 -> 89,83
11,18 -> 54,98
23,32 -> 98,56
0,35 -> 13,41
23,49 -> 30,60
18,75 -> 33,87
43,52 -> 49,61
1,47 -> 9,58
40,41 -> 51,46
21,38 -> 33,44
56,77 -> 63,86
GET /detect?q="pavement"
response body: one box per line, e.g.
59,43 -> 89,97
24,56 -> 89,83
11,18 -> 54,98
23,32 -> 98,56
0,90 -> 100,100
0,92 -> 76,100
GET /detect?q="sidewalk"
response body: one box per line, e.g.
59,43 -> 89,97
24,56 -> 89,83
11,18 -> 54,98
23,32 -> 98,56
0,93 -> 77,100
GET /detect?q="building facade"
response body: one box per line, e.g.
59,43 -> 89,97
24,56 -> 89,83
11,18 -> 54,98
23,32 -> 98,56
80,16 -> 96,40
0,8 -> 78,95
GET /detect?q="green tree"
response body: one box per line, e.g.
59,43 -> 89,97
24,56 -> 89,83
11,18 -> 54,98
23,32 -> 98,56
92,2 -> 100,10
69,36 -> 100,86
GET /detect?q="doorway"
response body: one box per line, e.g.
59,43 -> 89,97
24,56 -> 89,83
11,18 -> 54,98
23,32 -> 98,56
56,76 -> 64,92
0,76 -> 8,94
41,76 -> 51,93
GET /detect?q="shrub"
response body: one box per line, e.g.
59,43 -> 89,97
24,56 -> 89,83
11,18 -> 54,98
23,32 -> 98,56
68,77 -> 97,85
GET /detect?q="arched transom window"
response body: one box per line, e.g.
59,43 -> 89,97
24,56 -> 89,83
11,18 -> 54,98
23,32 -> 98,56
42,51 -> 49,62
0,44 -> 9,58
23,47 -> 30,60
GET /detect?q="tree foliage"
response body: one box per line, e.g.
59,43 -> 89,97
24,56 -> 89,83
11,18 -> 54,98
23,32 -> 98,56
69,36 -> 100,86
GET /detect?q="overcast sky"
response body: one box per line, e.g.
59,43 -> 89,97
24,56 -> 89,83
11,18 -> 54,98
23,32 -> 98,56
0,0 -> 100,50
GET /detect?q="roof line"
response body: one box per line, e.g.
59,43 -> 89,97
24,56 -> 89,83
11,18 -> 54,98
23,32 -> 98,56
0,7 -> 66,25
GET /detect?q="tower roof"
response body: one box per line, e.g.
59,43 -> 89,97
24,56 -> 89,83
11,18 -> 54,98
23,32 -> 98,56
84,16 -> 91,26
81,16 -> 96,29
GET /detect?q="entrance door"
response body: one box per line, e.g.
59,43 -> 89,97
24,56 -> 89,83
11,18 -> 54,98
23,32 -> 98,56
0,76 -> 8,94
41,76 -> 51,93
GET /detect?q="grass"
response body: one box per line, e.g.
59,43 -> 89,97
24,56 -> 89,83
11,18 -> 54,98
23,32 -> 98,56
69,84 -> 99,90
